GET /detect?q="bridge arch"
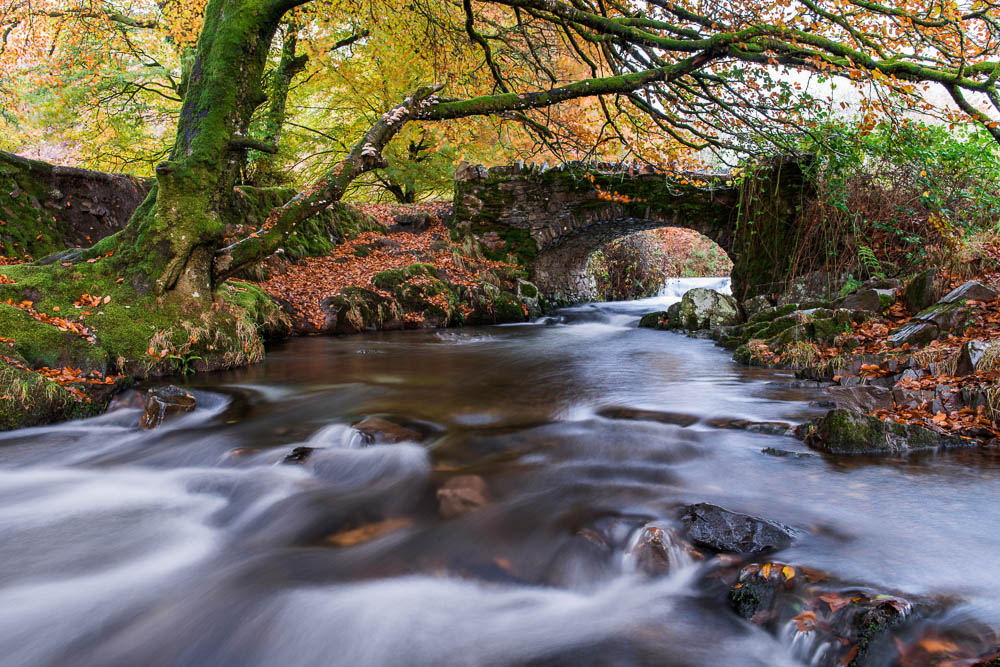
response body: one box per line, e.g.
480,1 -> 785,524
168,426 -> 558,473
452,163 -> 740,302
533,211 -> 736,301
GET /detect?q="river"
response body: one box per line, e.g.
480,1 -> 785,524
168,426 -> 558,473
1,279 -> 998,666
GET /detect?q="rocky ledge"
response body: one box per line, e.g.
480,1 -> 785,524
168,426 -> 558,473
640,269 -> 1000,452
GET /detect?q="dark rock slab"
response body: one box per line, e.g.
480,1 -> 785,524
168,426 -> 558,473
138,386 -> 196,429
903,269 -> 940,314
957,340 -> 998,376
825,385 -> 893,413
940,280 -> 998,304
681,503 -> 795,555
841,288 -> 882,312
887,320 -> 939,347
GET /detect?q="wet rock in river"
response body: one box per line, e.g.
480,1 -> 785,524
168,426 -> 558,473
805,409 -> 974,455
352,416 -> 422,444
760,447 -> 815,458
637,311 -> 668,329
706,418 -> 794,436
282,446 -> 315,464
728,562 -> 914,666
681,503 -> 795,555
677,288 -> 740,330
624,523 -> 699,576
437,474 -> 490,518
138,386 -> 196,429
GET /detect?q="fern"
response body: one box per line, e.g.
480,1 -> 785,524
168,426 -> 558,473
857,245 -> 883,278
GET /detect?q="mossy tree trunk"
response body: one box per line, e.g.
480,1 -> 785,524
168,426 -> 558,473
112,0 -> 291,302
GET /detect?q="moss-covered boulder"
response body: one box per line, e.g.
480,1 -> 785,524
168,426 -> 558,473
903,269 -> 940,314
805,409 -> 974,455
638,311 -> 668,329
676,288 -> 740,330
0,362 -> 122,430
0,150 -> 149,260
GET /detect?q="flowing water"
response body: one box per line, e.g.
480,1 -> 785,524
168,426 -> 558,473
2,280 -> 999,666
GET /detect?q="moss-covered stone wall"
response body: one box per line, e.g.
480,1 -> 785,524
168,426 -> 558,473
0,151 -> 151,260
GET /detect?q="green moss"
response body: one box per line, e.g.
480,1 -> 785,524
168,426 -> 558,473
748,303 -> 799,324
228,187 -> 381,260
0,306 -> 108,372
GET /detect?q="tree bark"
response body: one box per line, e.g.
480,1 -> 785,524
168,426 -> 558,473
114,0 -> 286,300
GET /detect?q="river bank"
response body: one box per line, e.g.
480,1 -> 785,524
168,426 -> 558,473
640,261 -> 1000,451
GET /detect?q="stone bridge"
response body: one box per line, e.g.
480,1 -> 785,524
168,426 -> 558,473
452,159 -> 808,302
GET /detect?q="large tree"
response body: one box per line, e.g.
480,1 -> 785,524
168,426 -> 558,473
8,0 -> 1000,300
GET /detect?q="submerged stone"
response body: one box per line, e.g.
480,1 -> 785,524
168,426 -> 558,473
437,474 -> 490,518
352,416 -> 423,444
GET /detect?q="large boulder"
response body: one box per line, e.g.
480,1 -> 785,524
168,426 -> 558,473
805,409 -> 974,455
676,288 -> 740,330
680,502 -> 795,555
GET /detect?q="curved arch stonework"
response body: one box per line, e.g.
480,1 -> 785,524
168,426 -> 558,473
452,163 -> 741,302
